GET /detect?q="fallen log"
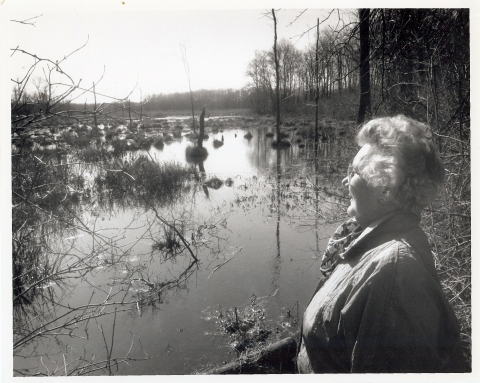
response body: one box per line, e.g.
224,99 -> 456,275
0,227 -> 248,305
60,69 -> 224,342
204,336 -> 297,374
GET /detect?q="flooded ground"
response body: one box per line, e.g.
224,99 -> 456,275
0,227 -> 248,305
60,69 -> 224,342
13,117 -> 355,375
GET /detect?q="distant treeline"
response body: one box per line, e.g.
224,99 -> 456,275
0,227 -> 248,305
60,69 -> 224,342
13,89 -> 251,119
13,9 -> 469,128
144,89 -> 250,112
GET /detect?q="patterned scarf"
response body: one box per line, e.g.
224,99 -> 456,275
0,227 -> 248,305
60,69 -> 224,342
320,217 -> 364,275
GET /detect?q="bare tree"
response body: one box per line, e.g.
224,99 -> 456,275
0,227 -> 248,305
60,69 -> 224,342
180,43 -> 196,134
314,18 -> 320,147
272,9 -> 281,141
357,8 -> 371,123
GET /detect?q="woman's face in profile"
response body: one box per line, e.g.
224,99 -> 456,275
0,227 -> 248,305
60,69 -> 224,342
343,144 -> 388,227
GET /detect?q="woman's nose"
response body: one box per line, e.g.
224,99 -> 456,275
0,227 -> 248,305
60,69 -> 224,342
342,177 -> 348,187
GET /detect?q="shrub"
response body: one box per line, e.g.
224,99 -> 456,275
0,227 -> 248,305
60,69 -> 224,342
138,135 -> 154,150
185,146 -> 208,164
205,177 -> 223,189
105,131 -> 115,140
153,137 -> 164,149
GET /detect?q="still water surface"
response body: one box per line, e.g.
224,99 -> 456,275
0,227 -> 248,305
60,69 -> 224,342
15,122 -> 350,375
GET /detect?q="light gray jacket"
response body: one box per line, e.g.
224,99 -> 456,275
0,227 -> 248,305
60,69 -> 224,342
297,212 -> 465,373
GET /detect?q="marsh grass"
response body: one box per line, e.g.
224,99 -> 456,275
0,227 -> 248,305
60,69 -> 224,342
137,135 -> 155,150
77,146 -> 113,162
205,296 -> 272,355
153,226 -> 182,252
94,155 -> 195,206
201,295 -> 301,374
12,144 -> 198,375
59,131 -> 92,148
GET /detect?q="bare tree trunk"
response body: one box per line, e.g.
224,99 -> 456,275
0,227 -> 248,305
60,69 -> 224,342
190,93 -> 196,134
140,89 -> 143,122
357,8 -> 371,124
180,44 -> 196,134
93,82 -> 98,129
272,9 -> 281,141
197,107 -> 205,148
315,18 -> 320,148
337,50 -> 343,95
128,99 -> 132,127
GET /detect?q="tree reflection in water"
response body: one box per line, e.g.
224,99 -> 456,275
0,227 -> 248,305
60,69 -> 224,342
12,148 -> 233,376
13,123 -> 354,375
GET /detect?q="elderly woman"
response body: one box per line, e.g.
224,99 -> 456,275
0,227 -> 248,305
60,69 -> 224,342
297,115 -> 465,373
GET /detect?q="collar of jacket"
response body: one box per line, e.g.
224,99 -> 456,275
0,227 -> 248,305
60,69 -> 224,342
339,210 -> 422,262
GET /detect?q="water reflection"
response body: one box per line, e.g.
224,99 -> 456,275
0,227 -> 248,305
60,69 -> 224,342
13,121 -> 356,376
149,126 -> 307,179
272,149 -> 282,294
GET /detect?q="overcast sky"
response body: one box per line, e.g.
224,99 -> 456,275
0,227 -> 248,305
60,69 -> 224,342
4,0 -> 476,104
6,1 -> 355,103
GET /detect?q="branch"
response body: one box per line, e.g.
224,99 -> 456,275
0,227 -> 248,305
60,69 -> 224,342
208,248 -> 242,278
291,9 -> 336,45
286,9 -> 308,27
10,14 -> 43,27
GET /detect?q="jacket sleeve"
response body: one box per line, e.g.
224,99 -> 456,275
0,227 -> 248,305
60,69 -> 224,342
338,241 -> 464,373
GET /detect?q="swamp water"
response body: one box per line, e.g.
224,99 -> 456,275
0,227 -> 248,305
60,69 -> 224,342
14,121 -> 352,375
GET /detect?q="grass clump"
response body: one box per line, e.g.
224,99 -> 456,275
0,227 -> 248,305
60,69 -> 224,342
77,146 -> 113,162
205,177 -> 223,190
152,226 -> 182,252
94,155 -> 194,205
185,146 -> 208,164
153,137 -> 164,149
111,139 -> 131,154
59,131 -> 92,148
137,135 -> 155,150
205,296 -> 271,354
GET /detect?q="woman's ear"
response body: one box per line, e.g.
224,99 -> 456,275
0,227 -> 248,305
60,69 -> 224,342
371,185 -> 393,205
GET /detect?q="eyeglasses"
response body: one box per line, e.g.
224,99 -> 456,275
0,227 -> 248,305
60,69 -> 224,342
347,163 -> 360,183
